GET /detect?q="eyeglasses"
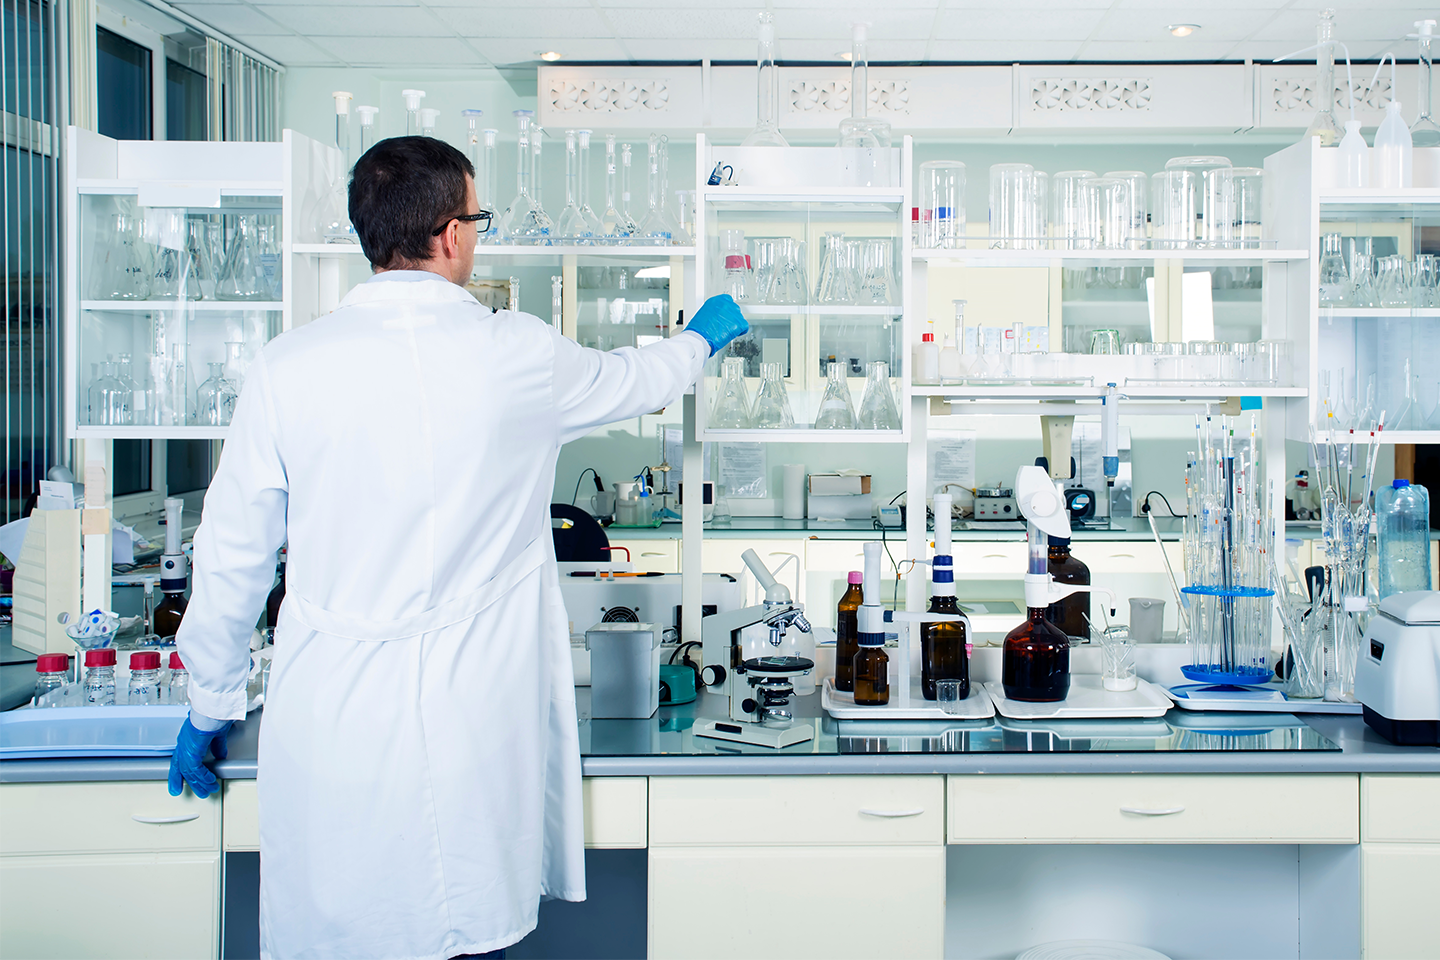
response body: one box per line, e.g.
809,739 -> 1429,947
432,210 -> 493,236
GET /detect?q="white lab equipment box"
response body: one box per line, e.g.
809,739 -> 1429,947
11,508 -> 82,655
586,623 -> 662,719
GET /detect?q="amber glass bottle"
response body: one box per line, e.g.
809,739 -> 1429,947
153,590 -> 188,640
834,572 -> 864,692
922,594 -> 969,701
852,639 -> 889,705
1002,605 -> 1071,702
1045,537 -> 1091,642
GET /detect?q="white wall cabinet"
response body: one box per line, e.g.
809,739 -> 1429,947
1362,775 -> 1440,958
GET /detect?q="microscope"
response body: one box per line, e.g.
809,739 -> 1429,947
695,549 -> 814,748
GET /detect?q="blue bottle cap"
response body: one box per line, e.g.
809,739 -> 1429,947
1395,479 -> 1411,488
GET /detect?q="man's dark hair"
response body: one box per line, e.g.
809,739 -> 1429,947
349,136 -> 475,270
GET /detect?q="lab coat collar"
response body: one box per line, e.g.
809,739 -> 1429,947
340,273 -> 482,309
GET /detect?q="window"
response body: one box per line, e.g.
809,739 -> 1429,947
166,58 -> 205,141
113,439 -> 152,497
96,26 -> 151,140
167,440 -> 212,495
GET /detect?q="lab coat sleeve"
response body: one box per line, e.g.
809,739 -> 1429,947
177,352 -> 289,722
551,327 -> 708,445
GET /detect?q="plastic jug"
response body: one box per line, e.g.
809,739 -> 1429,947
1372,101 -> 1414,189
1378,480 -> 1432,599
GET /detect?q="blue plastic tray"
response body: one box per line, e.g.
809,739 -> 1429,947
0,705 -> 187,758
1180,664 -> 1274,686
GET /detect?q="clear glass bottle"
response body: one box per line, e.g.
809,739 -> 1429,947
1002,604 -> 1072,702
638,134 -> 671,242
128,651 -> 162,705
837,22 -> 892,187
576,130 -> 604,239
710,356 -> 753,428
499,110 -> 552,244
216,215 -> 271,301
1413,20 -> 1440,147
83,649 -> 116,706
742,12 -> 788,147
1318,233 -> 1350,305
89,361 -> 129,426
167,651 -> 189,705
323,91 -> 355,242
814,361 -> 857,430
834,572 -> 863,692
33,653 -> 69,706
557,129 -> 591,242
195,362 -> 236,426
856,361 -> 900,430
752,362 -> 795,428
1303,9 -> 1340,146
853,636 -> 890,706
154,589 -> 188,640
1045,537 -> 1092,643
92,212 -> 151,301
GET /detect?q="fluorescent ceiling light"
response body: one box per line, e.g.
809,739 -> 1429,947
539,51 -> 562,61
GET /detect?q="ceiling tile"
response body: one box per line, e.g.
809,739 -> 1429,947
618,38 -> 755,60
1251,8 -> 1426,42
233,35 -> 342,63
1114,0 -> 1292,7
1077,40 -> 1250,60
467,36 -> 631,64
260,5 -> 451,37
173,4 -> 291,36
308,36 -> 484,65
248,0 -> 420,6
934,8 -> 1110,42
775,38 -> 932,62
766,0 -> 943,7
428,6 -> 612,37
772,9 -> 939,41
1096,9 -> 1279,43
601,8 -> 759,40
928,39 -> 1086,61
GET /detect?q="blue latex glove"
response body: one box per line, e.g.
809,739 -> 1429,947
684,294 -> 748,356
168,717 -> 235,799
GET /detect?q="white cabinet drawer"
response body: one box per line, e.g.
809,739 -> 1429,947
0,782 -> 221,856
948,774 -> 1358,844
1363,775 -> 1440,842
650,776 -> 943,846
804,540 -> 870,571
1363,844 -> 1440,959
584,777 -> 647,849
1070,541 -> 1182,574
223,780 -> 259,852
952,542 -> 1028,575
607,538 -> 678,573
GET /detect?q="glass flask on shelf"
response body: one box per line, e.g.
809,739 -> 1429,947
356,105 -> 379,154
619,142 -> 641,237
258,222 -> 282,299
557,129 -> 599,243
149,209 -> 192,300
222,340 -> 248,390
814,232 -> 857,305
710,357 -> 753,428
1303,9 -> 1341,146
1413,21 -> 1440,146
638,135 -> 683,243
195,362 -> 238,426
769,237 -> 808,305
1045,537 -> 1091,643
752,362 -> 795,428
216,216 -> 271,301
857,239 -> 898,306
478,125 -> 500,244
1318,233 -> 1350,306
814,362 -> 857,430
118,353 -> 145,425
91,212 -> 151,301
418,107 -> 439,138
856,361 -> 900,430
88,361 -> 129,426
922,594 -> 969,702
718,229 -> 753,302
837,22 -> 892,187
401,89 -> 425,135
498,109 -> 552,244
576,130 -> 605,239
188,220 -> 221,300
324,91 -> 356,243
599,135 -> 629,243
741,12 -> 788,147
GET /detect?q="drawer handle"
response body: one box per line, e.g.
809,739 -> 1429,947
1110,553 -> 1136,559
982,553 -> 1007,559
1119,806 -> 1185,817
641,552 -> 667,557
859,808 -> 925,819
131,814 -> 201,825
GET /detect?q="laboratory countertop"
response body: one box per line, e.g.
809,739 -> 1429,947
610,516 -> 1185,541
6,686 -> 1440,784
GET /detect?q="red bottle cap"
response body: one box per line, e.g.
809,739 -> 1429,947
36,653 -> 69,673
922,332 -> 934,342
724,255 -> 745,269
911,207 -> 919,222
169,652 -> 185,670
848,571 -> 863,584
85,649 -> 116,667
130,651 -> 162,670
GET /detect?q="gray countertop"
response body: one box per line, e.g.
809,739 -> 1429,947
609,517 -> 1185,540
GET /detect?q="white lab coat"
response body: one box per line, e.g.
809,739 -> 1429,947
177,274 -> 708,960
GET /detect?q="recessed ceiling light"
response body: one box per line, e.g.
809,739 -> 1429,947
838,51 -> 853,61
1167,24 -> 1199,37
539,51 -> 562,61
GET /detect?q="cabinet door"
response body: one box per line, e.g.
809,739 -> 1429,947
607,538 -> 679,573
1363,844 -> 1440,959
649,845 -> 943,959
0,853 -> 220,959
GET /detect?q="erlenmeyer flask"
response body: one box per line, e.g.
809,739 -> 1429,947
1350,253 -> 1378,307
857,239 -> 898,306
1318,233 -> 1349,306
195,362 -> 238,426
91,213 -> 150,300
149,210 -> 188,300
770,237 -> 808,305
814,232 -> 857,305
258,222 -> 283,300
750,238 -> 779,303
856,361 -> 900,430
710,357 -> 753,428
216,216 -> 271,301
814,361 -> 857,430
752,362 -> 795,428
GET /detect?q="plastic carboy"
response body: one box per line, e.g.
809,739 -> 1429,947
1378,480 -> 1432,599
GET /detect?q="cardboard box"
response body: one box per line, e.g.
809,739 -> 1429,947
808,473 -> 871,496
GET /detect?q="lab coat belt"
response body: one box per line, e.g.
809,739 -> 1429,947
284,537 -> 547,641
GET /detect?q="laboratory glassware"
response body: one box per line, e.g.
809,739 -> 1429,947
258,222 -> 282,299
356,105 -> 379,154
856,361 -> 900,430
988,163 -> 1034,250
1373,99 -> 1414,188
769,237 -> 808,305
1150,170 -> 1196,249
551,275 -> 562,327
599,135 -> 628,242
852,633 -> 889,705
752,362 -> 795,429
619,142 -> 641,236
83,649 -> 116,705
834,572 -> 863,692
576,130 -> 604,238
814,361 -> 857,430
1304,9 -> 1341,145
1089,329 -> 1121,355
919,160 -> 965,249
638,135 -> 683,242
168,652 -> 189,705
1319,233 -> 1349,305
922,596 -> 968,701
32,654 -> 68,706
1032,170 -> 1049,249
498,110 -> 552,244
91,212 -> 150,300
148,209 -> 193,300
480,127 -> 499,242
461,108 -> 484,168
1205,167 -> 1264,247
1046,537 -> 1091,642
418,108 -> 439,137
814,232 -> 857,305
837,22 -> 892,187
1413,21 -> 1440,146
857,239 -> 898,306
1379,480 -> 1432,599
1086,177 -> 1131,249
129,651 -> 162,705
718,229 -> 753,302
216,216 -> 272,301
401,89 -> 425,135
557,129 -> 594,242
710,357 -> 753,428
188,220 -> 220,300
742,12 -> 788,147
323,91 -> 355,243
1003,598 -> 1073,702
88,361 -> 128,426
1051,170 -> 1096,249
1099,626 -> 1138,692
750,238 -> 779,303
195,362 -> 238,426
1166,156 -> 1231,243
1101,170 -> 1149,251
117,353 -> 142,425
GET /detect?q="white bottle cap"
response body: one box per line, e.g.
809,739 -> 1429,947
482,128 -> 498,144
401,89 -> 426,111
356,105 -> 379,125
331,91 -> 352,115
419,107 -> 440,128
851,21 -> 869,44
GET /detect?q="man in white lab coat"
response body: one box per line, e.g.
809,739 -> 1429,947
168,135 -> 746,960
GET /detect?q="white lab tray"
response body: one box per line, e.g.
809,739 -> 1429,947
1168,681 -> 1363,714
984,675 -> 1173,720
0,705 -> 188,758
822,677 -> 995,720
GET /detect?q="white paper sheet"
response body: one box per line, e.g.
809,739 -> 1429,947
928,430 -> 977,493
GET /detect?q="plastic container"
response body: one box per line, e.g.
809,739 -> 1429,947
84,649 -> 116,706
168,651 -> 189,706
33,653 -> 69,706
128,651 -> 162,706
938,335 -> 963,382
1373,101 -> 1414,189
915,328 -> 939,384
1378,480 -> 1432,599
1338,120 -> 1370,188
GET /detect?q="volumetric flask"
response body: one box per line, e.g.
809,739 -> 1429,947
1150,170 -> 1197,249
769,237 -> 807,306
216,216 -> 271,301
1165,156 -> 1230,243
752,362 -> 795,428
814,361 -> 857,430
919,160 -> 965,249
814,232 -> 857,305
988,163 -> 1034,250
710,357 -> 753,429
1050,170 -> 1097,250
856,361 -> 900,430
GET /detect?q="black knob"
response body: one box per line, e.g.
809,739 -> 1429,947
701,664 -> 726,686
741,699 -> 758,714
1003,504 -> 1012,513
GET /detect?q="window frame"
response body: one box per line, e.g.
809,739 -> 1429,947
94,5 -> 167,142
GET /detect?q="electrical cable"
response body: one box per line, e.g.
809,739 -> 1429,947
1141,490 -> 1186,518
570,467 -> 599,507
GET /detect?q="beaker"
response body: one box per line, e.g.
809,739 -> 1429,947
1051,170 -> 1097,250
741,12 -> 788,147
1149,170 -> 1196,249
710,357 -> 753,429
195,362 -> 238,426
1166,156 -> 1231,243
1099,626 -> 1137,691
91,212 -> 151,300
814,232 -> 857,305
1204,167 -> 1264,248
216,216 -> 272,301
987,163 -> 1034,250
752,362 -> 795,429
857,239 -> 898,306
814,361 -> 857,430
1089,328 -> 1121,356
856,361 -> 900,430
1086,177 -> 1132,250
919,160 -> 966,249
1102,170 -> 1149,252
